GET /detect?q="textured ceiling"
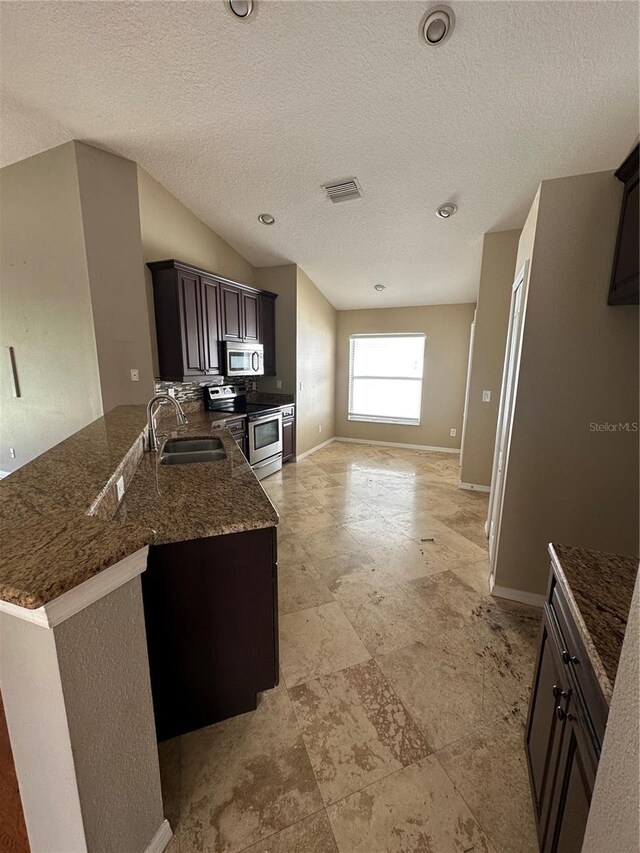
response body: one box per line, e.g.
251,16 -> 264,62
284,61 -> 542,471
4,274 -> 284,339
1,1 -> 638,309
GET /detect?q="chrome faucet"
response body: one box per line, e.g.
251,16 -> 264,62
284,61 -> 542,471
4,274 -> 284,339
146,394 -> 188,451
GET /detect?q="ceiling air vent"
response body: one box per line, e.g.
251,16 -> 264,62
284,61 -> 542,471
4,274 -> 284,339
321,178 -> 363,203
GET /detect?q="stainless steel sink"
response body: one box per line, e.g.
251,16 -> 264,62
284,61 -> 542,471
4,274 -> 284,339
159,437 -> 227,465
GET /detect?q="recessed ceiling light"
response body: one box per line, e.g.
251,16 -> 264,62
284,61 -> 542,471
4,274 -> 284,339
374,284 -> 386,292
420,6 -> 455,47
258,213 -> 275,225
226,0 -> 255,19
436,203 -> 457,219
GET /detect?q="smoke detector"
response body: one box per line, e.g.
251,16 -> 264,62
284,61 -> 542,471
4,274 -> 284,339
321,178 -> 364,204
436,203 -> 457,219
420,6 -> 455,46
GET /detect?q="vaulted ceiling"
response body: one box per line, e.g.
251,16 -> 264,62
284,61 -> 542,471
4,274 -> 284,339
1,1 -> 638,308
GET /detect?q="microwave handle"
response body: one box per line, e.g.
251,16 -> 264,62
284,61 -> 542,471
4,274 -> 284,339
252,351 -> 259,371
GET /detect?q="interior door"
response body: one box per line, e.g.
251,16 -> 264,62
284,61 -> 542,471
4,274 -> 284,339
459,315 -> 476,470
487,261 -> 530,574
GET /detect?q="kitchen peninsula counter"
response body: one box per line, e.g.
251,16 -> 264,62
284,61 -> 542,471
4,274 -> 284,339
0,405 -> 277,610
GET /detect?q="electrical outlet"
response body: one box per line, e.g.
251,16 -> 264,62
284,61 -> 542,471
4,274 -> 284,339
299,381 -> 304,392
482,390 -> 491,402
116,475 -> 125,502
318,424 -> 322,434
130,368 -> 140,382
450,428 -> 457,437
276,380 -> 282,389
9,447 -> 16,459
167,387 -> 176,398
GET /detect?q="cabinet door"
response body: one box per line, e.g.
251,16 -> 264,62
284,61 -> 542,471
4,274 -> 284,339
282,418 -> 295,462
544,690 -> 597,853
259,295 -> 276,375
242,292 -> 259,342
526,608 -> 571,842
221,286 -> 243,341
178,272 -> 205,375
201,277 -> 222,374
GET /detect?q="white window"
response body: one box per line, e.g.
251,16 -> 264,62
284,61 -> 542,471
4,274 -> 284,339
348,333 -> 426,426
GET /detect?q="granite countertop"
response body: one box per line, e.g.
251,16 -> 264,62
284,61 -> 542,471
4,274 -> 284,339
116,419 -> 278,544
0,405 -> 277,610
549,543 -> 639,702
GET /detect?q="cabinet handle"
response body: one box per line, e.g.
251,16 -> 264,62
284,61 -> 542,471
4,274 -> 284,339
556,706 -> 567,722
552,685 -> 567,699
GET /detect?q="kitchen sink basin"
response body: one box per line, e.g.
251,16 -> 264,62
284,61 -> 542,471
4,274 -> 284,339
159,437 -> 226,465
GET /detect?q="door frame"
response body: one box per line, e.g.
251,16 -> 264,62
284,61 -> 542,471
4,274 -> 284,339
459,313 -> 476,470
487,260 -> 530,584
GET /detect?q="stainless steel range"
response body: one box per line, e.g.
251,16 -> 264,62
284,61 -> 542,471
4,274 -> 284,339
203,384 -> 283,480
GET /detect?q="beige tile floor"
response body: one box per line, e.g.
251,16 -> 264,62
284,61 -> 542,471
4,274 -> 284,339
161,442 -> 541,853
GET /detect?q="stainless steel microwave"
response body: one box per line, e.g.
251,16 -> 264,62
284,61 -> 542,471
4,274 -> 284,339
224,342 -> 264,377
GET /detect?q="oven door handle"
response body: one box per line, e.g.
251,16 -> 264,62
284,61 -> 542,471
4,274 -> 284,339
250,412 -> 283,426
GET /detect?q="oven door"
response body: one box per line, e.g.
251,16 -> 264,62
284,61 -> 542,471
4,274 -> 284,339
248,411 -> 283,464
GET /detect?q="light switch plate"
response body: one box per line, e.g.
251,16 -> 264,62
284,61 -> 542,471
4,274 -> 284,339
482,390 -> 491,402
276,380 -> 282,389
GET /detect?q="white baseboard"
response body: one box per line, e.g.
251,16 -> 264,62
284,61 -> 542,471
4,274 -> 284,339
0,470 -> 10,479
146,819 -> 173,853
335,437 -> 460,454
490,582 -> 545,608
295,437 -> 336,462
459,482 -> 491,493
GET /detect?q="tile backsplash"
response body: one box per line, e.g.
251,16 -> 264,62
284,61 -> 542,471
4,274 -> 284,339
154,378 -> 223,403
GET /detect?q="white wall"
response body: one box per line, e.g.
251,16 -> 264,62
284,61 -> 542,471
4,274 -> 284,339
494,172 -> 639,596
76,143 -> 155,410
461,230 -> 520,487
0,143 -> 103,472
296,266 -> 337,454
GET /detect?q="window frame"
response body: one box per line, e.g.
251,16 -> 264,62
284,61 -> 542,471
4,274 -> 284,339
347,333 -> 426,426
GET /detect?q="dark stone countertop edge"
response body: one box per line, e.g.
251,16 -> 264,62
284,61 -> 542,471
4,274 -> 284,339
549,542 -> 639,703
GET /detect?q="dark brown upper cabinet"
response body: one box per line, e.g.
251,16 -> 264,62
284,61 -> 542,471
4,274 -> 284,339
242,292 -> 259,342
608,143 -> 639,305
201,277 -> 222,374
148,260 -> 277,381
259,294 -> 276,375
221,285 -> 243,342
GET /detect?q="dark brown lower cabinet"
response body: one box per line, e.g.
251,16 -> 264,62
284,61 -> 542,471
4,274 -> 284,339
526,573 -> 605,852
282,406 -> 295,463
226,417 -> 248,459
142,526 -> 278,741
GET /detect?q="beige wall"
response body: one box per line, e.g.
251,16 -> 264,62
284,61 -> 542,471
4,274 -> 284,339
0,142 -> 103,473
136,166 -> 256,375
296,267 -> 337,455
336,304 -> 476,450
495,171 -> 639,596
583,570 -> 639,852
461,230 -> 520,486
1,576 -> 165,852
76,143 -> 155,410
255,264 -> 298,397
